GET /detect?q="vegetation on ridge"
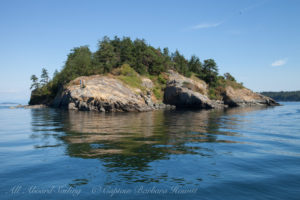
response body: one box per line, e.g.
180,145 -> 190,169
112,64 -> 144,91
29,36 -> 243,104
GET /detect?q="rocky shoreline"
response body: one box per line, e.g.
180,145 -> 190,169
10,104 -> 47,109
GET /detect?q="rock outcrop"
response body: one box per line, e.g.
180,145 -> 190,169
164,70 -> 223,109
222,86 -> 279,107
52,75 -> 174,112
163,70 -> 278,109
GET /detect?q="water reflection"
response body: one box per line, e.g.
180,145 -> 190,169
30,106 -> 270,172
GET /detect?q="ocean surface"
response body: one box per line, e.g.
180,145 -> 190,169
0,102 -> 299,200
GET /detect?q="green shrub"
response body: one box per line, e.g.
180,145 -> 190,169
158,74 -> 167,84
225,80 -> 244,89
114,65 -> 145,91
119,64 -> 137,76
153,87 -> 162,100
118,75 -> 143,90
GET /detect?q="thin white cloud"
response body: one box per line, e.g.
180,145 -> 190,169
239,0 -> 269,15
188,1 -> 269,31
191,22 -> 222,30
271,59 -> 287,67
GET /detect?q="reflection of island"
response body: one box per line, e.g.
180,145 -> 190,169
30,106 -> 271,172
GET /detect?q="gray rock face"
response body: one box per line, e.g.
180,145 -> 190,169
163,70 -> 216,109
52,75 -> 174,112
141,77 -> 154,89
222,86 -> 279,107
163,70 -> 278,109
164,85 -> 213,109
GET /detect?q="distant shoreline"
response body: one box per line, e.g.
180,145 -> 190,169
0,102 -> 19,105
8,104 -> 47,109
261,91 -> 300,102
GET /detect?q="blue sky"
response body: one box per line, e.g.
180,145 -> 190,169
0,0 -> 299,103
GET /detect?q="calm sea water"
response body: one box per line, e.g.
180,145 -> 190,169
0,102 -> 300,200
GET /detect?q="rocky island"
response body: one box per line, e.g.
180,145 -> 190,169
29,36 -> 278,112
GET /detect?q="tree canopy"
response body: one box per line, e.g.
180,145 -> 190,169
40,68 -> 49,86
30,75 -> 39,90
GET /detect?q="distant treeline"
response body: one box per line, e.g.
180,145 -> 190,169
261,91 -> 300,101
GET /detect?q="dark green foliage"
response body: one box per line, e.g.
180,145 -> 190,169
53,69 -> 59,78
224,72 -> 236,82
158,74 -> 167,84
59,46 -> 93,84
261,91 -> 300,101
40,68 -> 49,86
163,47 -> 169,57
131,39 -> 147,74
121,37 -> 135,66
92,37 -> 169,75
29,91 -> 50,105
55,37 -> 219,82
29,46 -> 93,105
94,37 -> 119,73
29,81 -> 52,105
30,70 -> 52,104
30,75 -> 39,90
172,50 -> 189,76
200,59 -> 218,86
188,55 -> 202,74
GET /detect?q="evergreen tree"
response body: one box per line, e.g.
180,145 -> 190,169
145,47 -> 165,75
172,50 -> 189,76
224,72 -> 236,82
94,37 -> 118,73
59,46 -> 93,84
202,59 -> 218,86
30,75 -> 39,90
162,47 -> 172,69
53,69 -> 59,78
188,55 -> 202,74
132,39 -> 147,73
40,68 -> 49,86
120,37 -> 135,65
163,47 -> 169,57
